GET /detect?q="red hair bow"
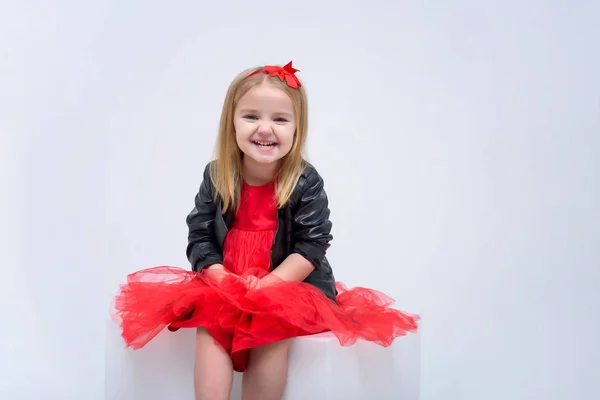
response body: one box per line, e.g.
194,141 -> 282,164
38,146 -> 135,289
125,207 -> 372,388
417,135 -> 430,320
248,61 -> 301,89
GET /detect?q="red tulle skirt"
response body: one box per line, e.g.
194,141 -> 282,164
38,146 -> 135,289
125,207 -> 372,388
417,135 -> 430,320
113,265 -> 419,372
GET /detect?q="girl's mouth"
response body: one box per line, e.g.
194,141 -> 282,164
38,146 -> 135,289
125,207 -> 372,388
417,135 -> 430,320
252,140 -> 277,148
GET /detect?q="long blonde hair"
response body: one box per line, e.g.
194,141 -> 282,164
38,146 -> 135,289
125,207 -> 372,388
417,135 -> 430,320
210,65 -> 309,212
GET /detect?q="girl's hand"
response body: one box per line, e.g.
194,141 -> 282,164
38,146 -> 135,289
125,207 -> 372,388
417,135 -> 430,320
206,263 -> 226,271
248,274 -> 281,290
244,275 -> 263,290
205,264 -> 235,284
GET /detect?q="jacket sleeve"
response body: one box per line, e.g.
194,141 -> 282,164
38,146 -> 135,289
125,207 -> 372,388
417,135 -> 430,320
291,169 -> 333,269
185,162 -> 223,272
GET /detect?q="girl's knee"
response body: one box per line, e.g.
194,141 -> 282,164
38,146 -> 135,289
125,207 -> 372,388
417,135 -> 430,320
195,328 -> 228,356
194,328 -> 233,399
196,327 -> 210,337
195,327 -> 213,346
262,338 -> 291,352
250,339 -> 292,362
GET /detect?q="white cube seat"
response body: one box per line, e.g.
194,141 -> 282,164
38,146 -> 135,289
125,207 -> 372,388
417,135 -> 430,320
105,317 -> 421,399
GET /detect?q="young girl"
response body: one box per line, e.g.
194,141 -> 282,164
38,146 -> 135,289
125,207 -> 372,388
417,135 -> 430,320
114,61 -> 419,400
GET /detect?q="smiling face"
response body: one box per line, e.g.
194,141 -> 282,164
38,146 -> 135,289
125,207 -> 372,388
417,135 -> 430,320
233,82 -> 296,170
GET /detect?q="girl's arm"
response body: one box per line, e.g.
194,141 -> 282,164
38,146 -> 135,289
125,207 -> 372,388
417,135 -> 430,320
269,253 -> 315,282
264,167 -> 332,285
186,162 -> 224,272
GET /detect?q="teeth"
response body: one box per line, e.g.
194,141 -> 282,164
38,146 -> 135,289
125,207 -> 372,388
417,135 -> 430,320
253,141 -> 276,147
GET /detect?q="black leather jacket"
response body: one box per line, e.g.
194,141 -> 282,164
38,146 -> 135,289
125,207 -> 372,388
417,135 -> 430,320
185,161 -> 338,302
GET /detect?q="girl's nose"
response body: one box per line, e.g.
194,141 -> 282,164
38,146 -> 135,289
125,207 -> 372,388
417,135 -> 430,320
256,121 -> 274,135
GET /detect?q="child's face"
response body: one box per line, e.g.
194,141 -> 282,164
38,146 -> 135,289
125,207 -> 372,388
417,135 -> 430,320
233,83 -> 296,168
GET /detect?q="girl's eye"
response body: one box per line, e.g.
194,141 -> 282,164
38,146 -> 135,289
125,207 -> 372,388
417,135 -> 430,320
244,114 -> 258,120
274,117 -> 288,122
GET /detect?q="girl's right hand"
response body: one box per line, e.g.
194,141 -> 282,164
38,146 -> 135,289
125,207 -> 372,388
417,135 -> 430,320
206,263 -> 226,271
205,264 -> 233,284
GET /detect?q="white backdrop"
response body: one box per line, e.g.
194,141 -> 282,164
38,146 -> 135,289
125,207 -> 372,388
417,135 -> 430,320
1,1 -> 599,399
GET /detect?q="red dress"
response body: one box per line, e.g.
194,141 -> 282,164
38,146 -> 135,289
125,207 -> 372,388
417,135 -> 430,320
114,181 -> 419,372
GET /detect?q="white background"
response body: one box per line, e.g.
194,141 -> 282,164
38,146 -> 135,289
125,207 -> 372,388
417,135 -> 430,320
1,1 -> 599,399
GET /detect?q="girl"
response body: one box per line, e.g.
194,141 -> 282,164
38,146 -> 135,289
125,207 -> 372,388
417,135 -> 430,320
114,61 -> 419,400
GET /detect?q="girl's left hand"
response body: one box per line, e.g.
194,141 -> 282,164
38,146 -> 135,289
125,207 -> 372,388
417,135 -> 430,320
243,273 -> 281,290
244,275 -> 263,290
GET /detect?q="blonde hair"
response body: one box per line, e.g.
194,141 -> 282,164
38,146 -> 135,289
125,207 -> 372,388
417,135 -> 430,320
210,65 -> 309,212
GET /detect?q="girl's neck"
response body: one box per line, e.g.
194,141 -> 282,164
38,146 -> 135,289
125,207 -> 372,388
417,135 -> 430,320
242,157 -> 278,186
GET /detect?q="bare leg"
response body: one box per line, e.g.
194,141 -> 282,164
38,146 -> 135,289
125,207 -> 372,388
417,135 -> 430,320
242,339 -> 292,400
194,327 -> 233,400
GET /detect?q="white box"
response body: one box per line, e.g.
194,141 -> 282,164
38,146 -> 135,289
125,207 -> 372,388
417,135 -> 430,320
105,317 -> 420,399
